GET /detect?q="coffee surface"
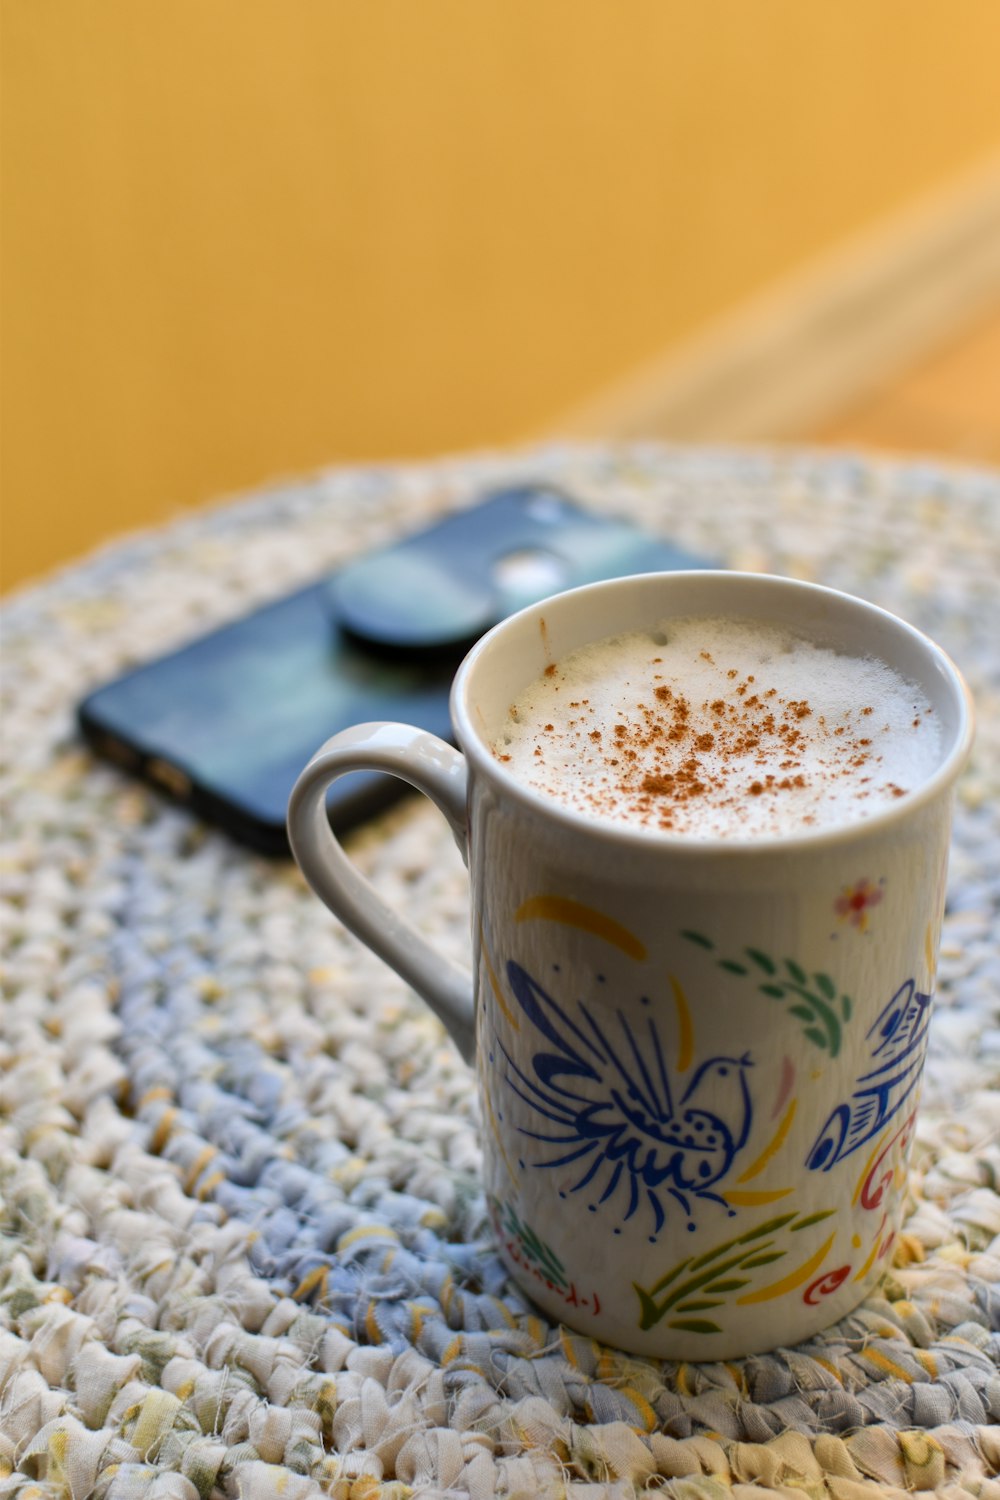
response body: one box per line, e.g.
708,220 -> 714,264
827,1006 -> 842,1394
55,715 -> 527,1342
492,616 -> 941,837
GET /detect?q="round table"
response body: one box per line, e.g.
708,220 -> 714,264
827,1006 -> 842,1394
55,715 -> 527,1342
2,445 -> 998,1497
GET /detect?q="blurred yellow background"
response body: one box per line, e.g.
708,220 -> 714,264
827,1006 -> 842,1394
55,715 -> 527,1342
4,0 -> 1000,591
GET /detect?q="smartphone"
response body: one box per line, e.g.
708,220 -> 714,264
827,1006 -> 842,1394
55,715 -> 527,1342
78,485 -> 717,855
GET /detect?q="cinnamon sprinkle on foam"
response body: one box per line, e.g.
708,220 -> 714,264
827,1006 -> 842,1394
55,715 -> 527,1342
492,616 -> 940,837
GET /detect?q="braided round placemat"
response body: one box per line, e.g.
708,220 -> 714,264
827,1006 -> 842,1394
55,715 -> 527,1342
2,445 -> 998,1499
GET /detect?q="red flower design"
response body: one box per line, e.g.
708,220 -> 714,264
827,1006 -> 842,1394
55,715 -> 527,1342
835,878 -> 883,932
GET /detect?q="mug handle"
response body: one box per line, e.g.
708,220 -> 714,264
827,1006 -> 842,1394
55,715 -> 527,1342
287,722 -> 476,1063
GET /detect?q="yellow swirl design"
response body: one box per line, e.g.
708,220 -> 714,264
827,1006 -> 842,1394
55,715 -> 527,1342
514,896 -> 647,960
736,1231 -> 836,1305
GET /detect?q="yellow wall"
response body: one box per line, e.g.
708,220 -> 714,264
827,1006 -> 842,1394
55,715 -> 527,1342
4,1 -> 1000,591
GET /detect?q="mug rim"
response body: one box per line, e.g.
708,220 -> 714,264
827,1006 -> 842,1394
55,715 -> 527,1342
449,570 -> 975,856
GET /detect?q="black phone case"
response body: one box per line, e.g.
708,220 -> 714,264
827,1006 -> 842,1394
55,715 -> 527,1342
78,486 -> 716,855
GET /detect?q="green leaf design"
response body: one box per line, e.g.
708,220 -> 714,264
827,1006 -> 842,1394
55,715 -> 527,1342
646,1247 -> 760,1306
635,1286 -> 662,1332
648,1255 -> 693,1288
522,1225 -> 550,1261
682,930 -> 715,950
746,948 -> 777,974
781,984 -> 842,1056
790,1210 -> 835,1232
689,930 -> 853,1055
687,1214 -> 793,1275
502,1204 -> 520,1238
532,1247 -> 567,1283
738,1213 -> 799,1243
501,1203 -> 567,1287
635,1211 -> 829,1332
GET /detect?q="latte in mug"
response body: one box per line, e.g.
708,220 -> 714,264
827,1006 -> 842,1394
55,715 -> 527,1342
492,615 -> 942,838
288,572 -> 972,1357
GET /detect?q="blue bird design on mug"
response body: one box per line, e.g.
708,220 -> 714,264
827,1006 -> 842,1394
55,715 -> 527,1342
806,978 -> 932,1172
499,961 -> 754,1237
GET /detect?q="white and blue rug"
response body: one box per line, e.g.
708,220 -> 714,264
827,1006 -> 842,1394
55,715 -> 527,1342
2,446 -> 998,1497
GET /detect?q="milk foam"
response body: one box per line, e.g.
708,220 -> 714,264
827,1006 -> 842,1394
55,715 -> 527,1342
492,616 -> 941,837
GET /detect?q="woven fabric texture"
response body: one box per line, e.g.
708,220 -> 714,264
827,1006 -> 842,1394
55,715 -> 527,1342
1,446 -> 998,1499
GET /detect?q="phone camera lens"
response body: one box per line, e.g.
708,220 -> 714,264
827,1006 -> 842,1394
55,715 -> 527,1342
492,548 -> 567,599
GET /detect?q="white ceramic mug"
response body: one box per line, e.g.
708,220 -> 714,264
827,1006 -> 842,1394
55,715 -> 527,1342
288,572 -> 973,1358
